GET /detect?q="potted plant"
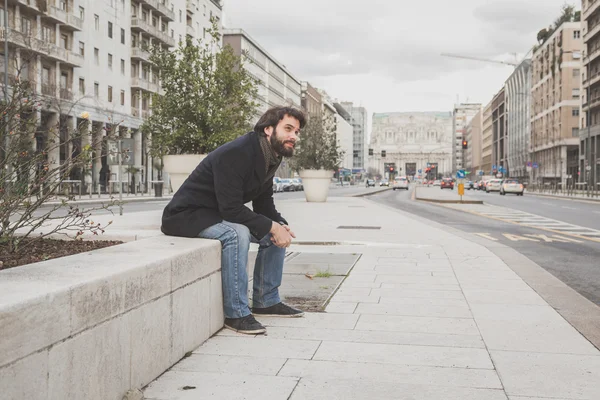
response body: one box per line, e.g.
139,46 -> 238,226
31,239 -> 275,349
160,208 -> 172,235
291,114 -> 345,202
142,19 -> 258,193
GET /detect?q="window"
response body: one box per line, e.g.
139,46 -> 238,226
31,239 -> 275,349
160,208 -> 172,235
79,6 -> 84,20
94,48 -> 99,65
42,26 -> 52,43
572,108 -> 580,116
79,78 -> 85,95
573,68 -> 580,77
21,17 -> 31,35
42,67 -> 50,85
161,22 -> 166,33
79,41 -> 84,56
0,8 -> 5,28
108,53 -> 113,69
120,90 -> 125,105
572,127 -> 579,137
203,4 -> 206,16
94,14 -> 99,31
121,59 -> 125,74
572,88 -> 580,98
60,34 -> 68,50
152,16 -> 157,27
60,72 -> 68,89
131,34 -> 137,47
171,29 -> 174,38
574,30 -> 581,39
108,22 -> 113,38
94,82 -> 99,98
121,28 -> 125,44
59,0 -> 66,10
179,10 -> 182,22
131,4 -> 137,17
108,86 -> 113,102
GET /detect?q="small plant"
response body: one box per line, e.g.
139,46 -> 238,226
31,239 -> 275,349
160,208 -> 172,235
315,270 -> 333,278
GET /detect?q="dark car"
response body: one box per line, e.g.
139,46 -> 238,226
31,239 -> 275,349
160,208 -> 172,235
440,178 -> 454,190
366,179 -> 375,187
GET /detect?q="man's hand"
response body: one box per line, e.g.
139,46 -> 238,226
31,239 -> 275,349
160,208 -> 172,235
270,222 -> 293,248
282,224 -> 296,239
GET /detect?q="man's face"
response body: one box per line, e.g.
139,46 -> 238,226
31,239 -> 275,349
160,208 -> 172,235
265,114 -> 301,158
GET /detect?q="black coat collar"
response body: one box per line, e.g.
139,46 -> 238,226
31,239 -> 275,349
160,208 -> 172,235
250,131 -> 266,184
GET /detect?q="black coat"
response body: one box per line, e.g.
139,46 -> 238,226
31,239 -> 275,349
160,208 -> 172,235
161,131 -> 287,239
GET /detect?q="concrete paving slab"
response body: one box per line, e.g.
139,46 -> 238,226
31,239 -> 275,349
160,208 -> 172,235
192,336 -> 320,360
245,326 -> 486,348
373,265 -> 455,275
283,263 -> 353,275
324,302 -> 357,313
337,281 -> 382,288
461,288 -> 548,306
491,351 -> 600,399
312,341 -> 494,369
355,314 -> 480,336
289,379 -> 508,400
377,296 -> 468,307
355,303 -> 473,318
170,354 -> 285,376
290,253 -> 360,264
379,282 -> 463,290
329,294 -> 380,303
374,274 -> 458,285
143,370 -> 298,400
280,359 -> 502,389
458,278 -> 535,291
371,288 -> 466,299
256,313 -> 359,330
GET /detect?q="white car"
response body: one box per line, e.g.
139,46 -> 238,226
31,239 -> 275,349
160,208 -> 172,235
273,177 -> 284,193
500,179 -> 524,196
432,180 -> 441,186
393,177 -> 409,190
486,179 -> 503,193
380,180 -> 390,187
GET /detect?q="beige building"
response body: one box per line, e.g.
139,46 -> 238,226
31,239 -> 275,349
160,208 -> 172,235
531,21 -> 582,185
492,87 -> 507,176
465,109 -> 482,175
301,81 -> 322,118
452,103 -> 481,173
582,0 -> 600,186
481,100 -> 493,175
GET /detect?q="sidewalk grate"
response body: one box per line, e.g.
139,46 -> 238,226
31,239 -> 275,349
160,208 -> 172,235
337,225 -> 381,230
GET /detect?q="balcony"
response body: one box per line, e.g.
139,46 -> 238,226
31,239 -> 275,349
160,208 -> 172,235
8,0 -> 41,12
210,0 -> 222,10
60,88 -> 73,101
0,27 -> 45,54
43,5 -> 83,31
41,83 -> 57,97
186,0 -> 195,13
42,43 -> 83,67
131,107 -> 140,117
131,77 -> 159,93
156,2 -> 175,21
142,109 -> 150,119
584,46 -> 600,65
186,25 -> 195,37
584,0 -> 600,22
131,47 -> 151,62
131,18 -> 176,47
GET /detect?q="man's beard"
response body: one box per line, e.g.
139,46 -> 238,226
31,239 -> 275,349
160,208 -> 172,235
270,130 -> 295,157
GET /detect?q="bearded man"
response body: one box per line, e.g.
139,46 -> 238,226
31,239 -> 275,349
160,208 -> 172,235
161,106 -> 306,335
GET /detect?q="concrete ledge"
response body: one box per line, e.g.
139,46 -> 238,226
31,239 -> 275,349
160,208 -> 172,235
0,236 -> 222,400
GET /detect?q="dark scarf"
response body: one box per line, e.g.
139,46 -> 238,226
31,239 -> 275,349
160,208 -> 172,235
259,133 -> 282,182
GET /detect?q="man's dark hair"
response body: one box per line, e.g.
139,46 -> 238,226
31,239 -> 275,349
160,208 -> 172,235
254,106 -> 307,135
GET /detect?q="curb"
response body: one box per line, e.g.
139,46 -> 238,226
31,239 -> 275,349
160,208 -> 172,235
42,196 -> 173,206
351,187 -> 392,197
524,191 -> 600,203
415,197 -> 484,205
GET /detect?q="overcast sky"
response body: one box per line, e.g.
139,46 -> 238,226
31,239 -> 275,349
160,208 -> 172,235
223,0 -> 576,116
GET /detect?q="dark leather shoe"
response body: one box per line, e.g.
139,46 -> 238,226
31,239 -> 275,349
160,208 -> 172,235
224,314 -> 267,334
252,302 -> 305,318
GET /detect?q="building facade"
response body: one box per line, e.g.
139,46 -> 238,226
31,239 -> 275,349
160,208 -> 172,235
452,103 -> 481,173
582,0 -> 600,187
506,59 -> 532,181
492,87 -> 507,176
301,81 -> 322,118
340,101 -> 367,171
333,104 -> 353,171
368,112 -> 453,179
464,109 -> 482,175
481,100 -> 493,175
0,0 -> 221,192
531,21 -> 582,185
222,28 -> 301,124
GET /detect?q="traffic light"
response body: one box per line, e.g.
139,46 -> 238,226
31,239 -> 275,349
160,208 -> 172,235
368,148 -> 373,156
381,150 -> 386,157
462,140 -> 468,149
390,167 -> 394,172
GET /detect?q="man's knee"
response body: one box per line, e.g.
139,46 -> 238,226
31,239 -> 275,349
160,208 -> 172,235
222,222 -> 251,245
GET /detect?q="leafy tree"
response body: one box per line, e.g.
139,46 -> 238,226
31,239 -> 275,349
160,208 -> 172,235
290,114 -> 345,172
142,19 -> 259,157
537,28 -> 549,44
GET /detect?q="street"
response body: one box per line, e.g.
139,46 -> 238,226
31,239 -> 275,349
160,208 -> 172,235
370,187 -> 600,306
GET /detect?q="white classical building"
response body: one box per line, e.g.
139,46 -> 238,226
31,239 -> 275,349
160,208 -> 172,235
368,112 -> 453,179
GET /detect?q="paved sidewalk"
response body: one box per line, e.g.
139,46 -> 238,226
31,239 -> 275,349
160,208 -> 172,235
141,196 -> 600,400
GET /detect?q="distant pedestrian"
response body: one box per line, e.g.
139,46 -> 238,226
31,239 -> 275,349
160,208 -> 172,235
161,106 -> 307,335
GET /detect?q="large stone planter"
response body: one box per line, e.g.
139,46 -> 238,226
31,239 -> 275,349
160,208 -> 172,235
163,154 -> 206,193
299,169 -> 334,202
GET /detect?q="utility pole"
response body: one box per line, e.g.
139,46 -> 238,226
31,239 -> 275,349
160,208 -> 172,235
3,0 -> 9,191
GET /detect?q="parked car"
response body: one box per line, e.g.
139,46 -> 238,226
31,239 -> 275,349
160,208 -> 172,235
478,181 -> 488,191
486,179 -> 503,193
281,178 -> 295,191
500,179 -> 524,196
273,177 -> 284,193
380,180 -> 390,187
393,177 -> 409,190
432,180 -> 442,186
365,179 -> 376,187
291,178 -> 303,191
440,178 -> 454,190
466,181 -> 474,190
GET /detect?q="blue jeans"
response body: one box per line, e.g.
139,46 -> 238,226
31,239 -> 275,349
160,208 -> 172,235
198,221 -> 286,319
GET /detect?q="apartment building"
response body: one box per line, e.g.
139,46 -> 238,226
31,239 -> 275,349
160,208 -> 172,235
301,81 -> 322,118
505,59 -> 532,181
492,87 -> 507,176
531,21 -> 582,185
481,100 -> 493,175
452,103 -> 481,173
222,28 -> 301,123
582,0 -> 600,186
339,101 -> 367,171
0,0 -> 221,192
464,109 -> 482,175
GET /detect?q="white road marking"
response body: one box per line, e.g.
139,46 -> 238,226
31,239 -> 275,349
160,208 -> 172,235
474,233 -> 498,241
503,233 -> 540,242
